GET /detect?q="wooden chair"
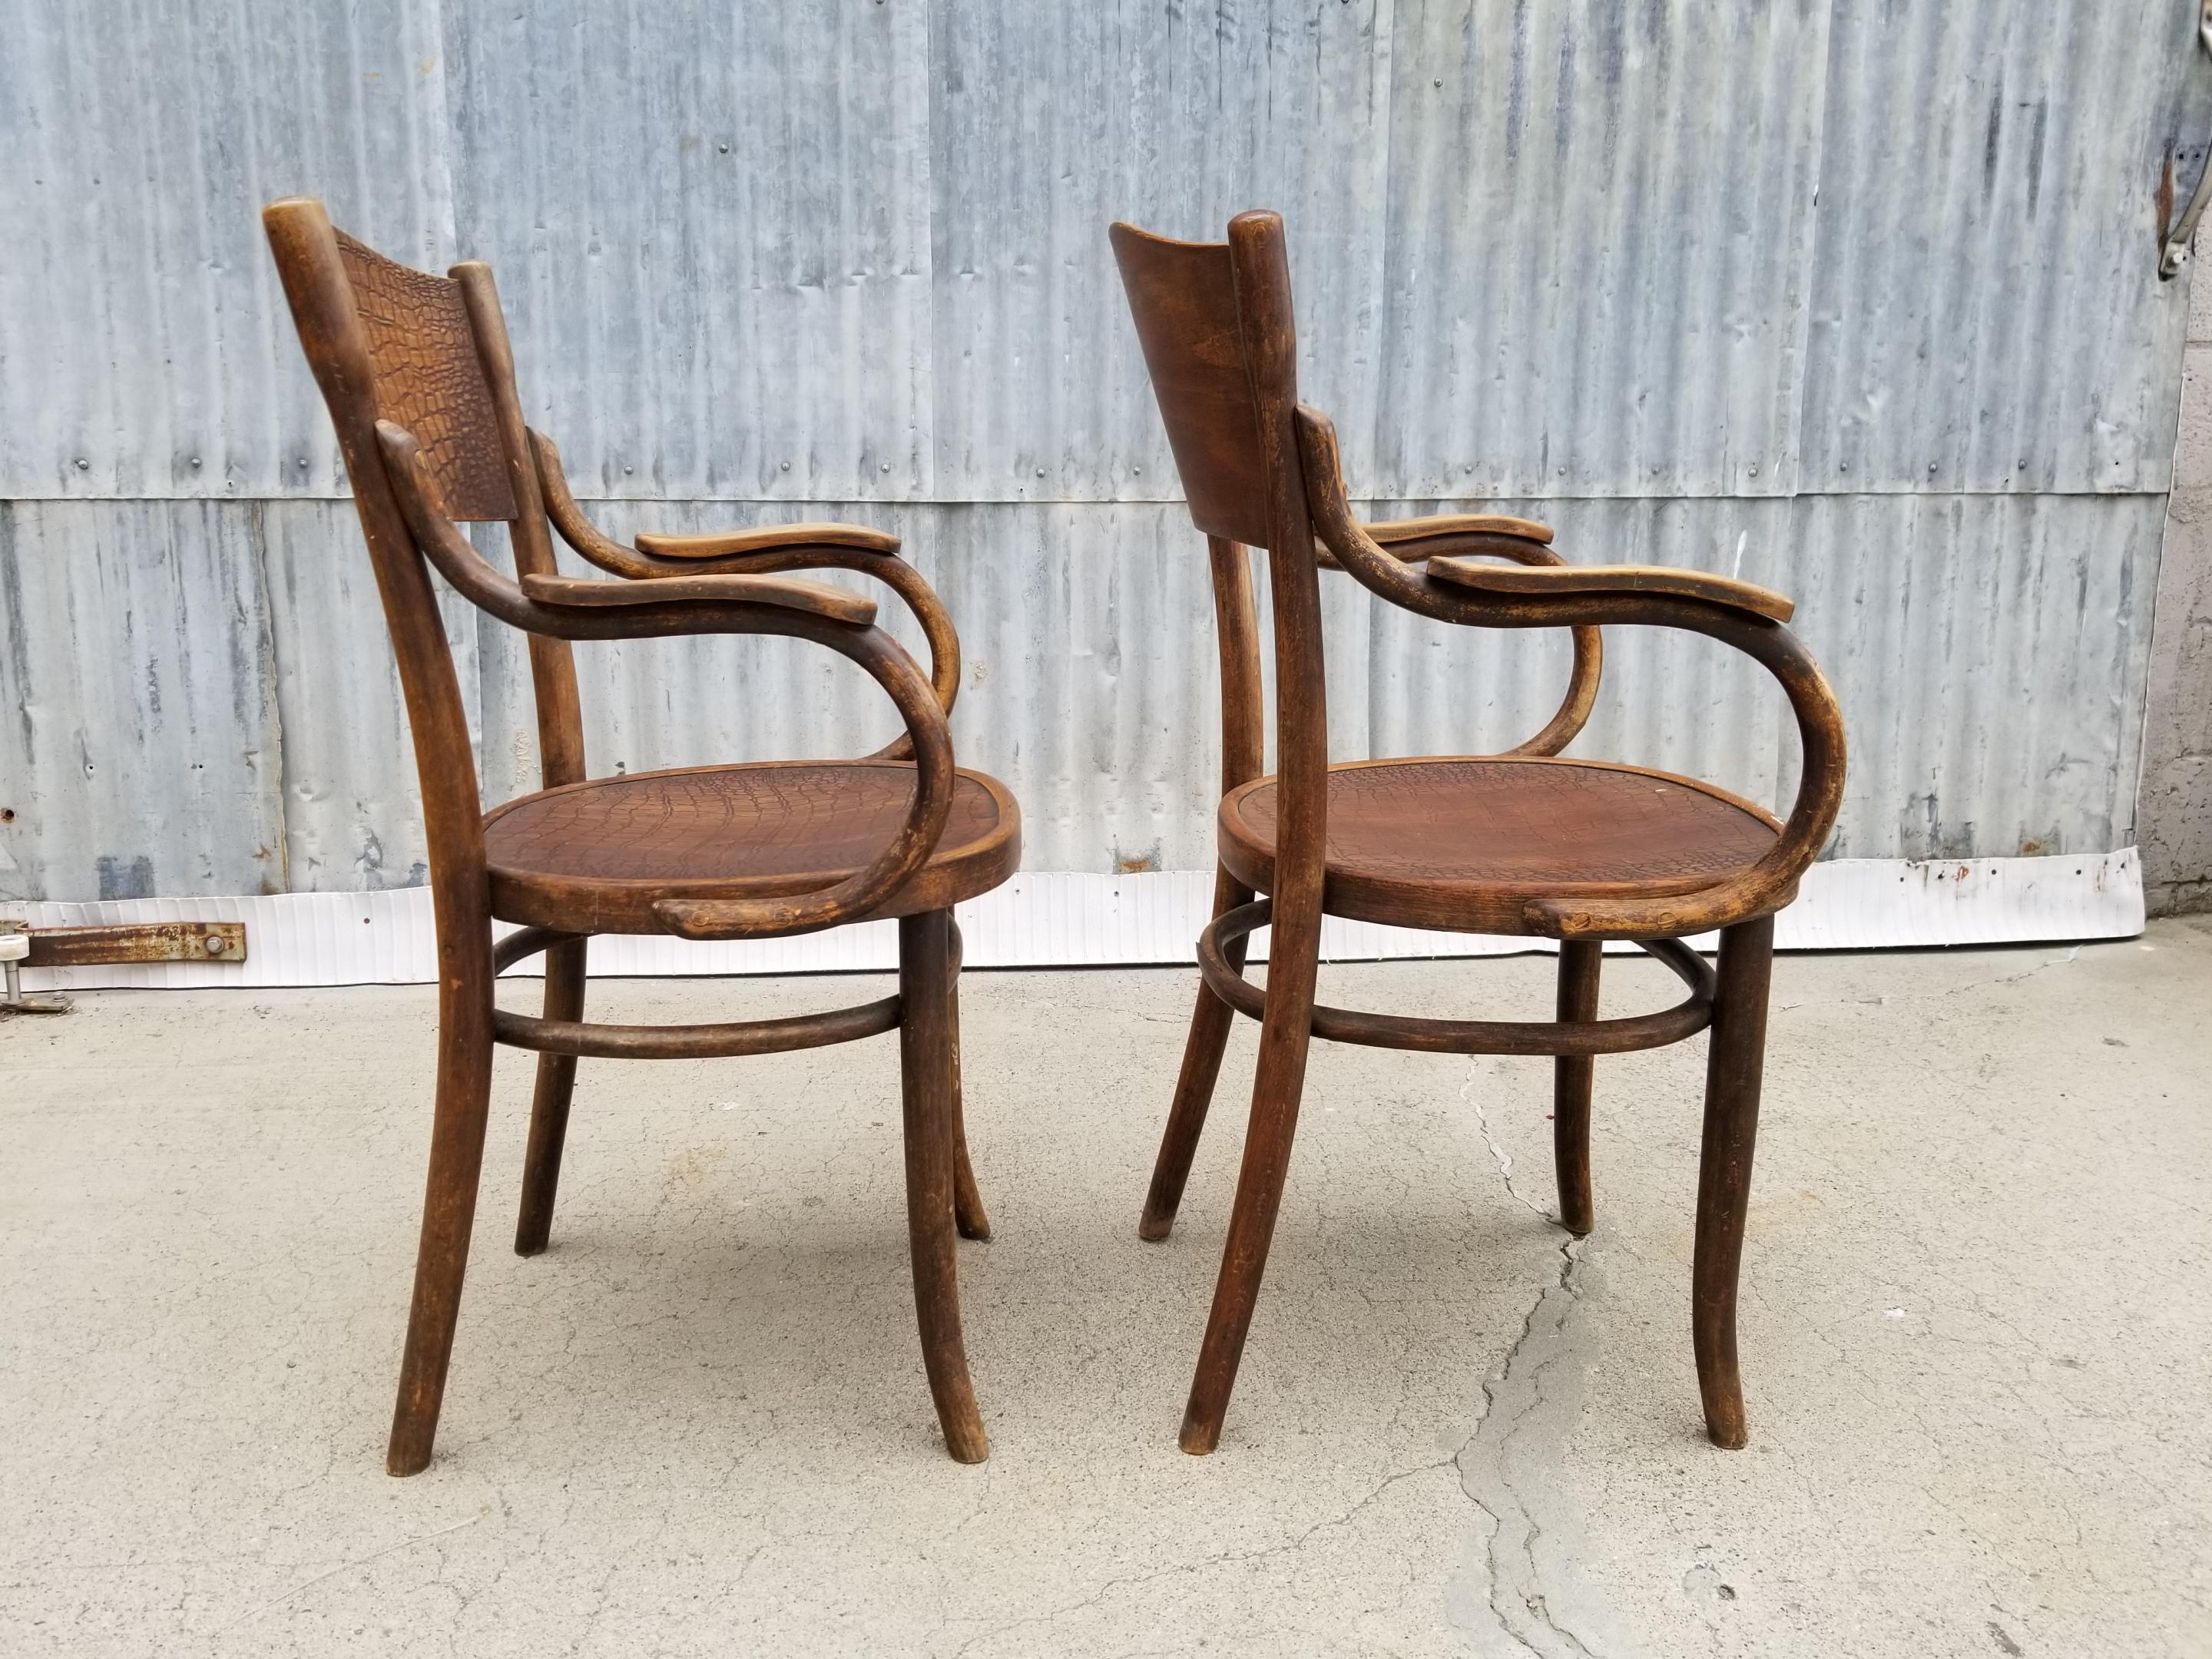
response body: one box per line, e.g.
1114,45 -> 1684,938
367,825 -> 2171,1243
1111,212 -> 1846,1454
263,198 -> 1015,1472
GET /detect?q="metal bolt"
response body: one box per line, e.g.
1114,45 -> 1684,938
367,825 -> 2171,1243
717,143 -> 730,154
1035,467 -> 1046,478
190,456 -> 202,469
74,458 -> 88,469
1748,462 -> 1760,478
881,461 -> 892,472
780,460 -> 790,471
204,935 -> 227,956
624,464 -> 634,474
297,458 -> 309,469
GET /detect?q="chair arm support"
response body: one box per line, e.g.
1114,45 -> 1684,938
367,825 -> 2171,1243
517,570 -> 877,625
1316,513 -> 1557,572
526,429 -> 959,755
1296,406 -> 1845,939
1295,409 -> 1600,757
637,524 -> 900,558
1426,556 -> 1795,623
380,421 -> 956,939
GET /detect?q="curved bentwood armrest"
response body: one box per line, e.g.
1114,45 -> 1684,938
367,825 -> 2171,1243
1309,459 -> 1599,757
527,429 -> 959,755
1295,406 -> 1846,942
377,419 -> 956,941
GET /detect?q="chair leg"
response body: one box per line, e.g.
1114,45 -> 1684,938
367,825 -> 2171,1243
1178,888 -> 1320,1455
1140,868 -> 1252,1241
387,967 -> 497,1477
1693,914 -> 1776,1450
945,925 -> 990,1242
1552,940 -> 1601,1237
515,935 -> 588,1256
899,910 -> 990,1462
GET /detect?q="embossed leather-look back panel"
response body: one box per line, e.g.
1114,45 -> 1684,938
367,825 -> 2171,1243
335,232 -> 517,522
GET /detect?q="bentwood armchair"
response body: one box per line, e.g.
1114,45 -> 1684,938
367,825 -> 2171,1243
1113,212 -> 1846,1454
263,199 -> 1016,1471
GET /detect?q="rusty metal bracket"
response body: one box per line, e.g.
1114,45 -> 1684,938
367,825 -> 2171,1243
0,930 -> 71,1016
2162,1 -> 2212,279
6,921 -> 247,967
0,921 -> 249,1018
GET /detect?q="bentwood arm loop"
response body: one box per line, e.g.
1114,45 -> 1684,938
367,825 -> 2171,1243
528,429 -> 959,759
1296,407 -> 1846,941
378,421 -> 957,940
1305,463 -> 1599,758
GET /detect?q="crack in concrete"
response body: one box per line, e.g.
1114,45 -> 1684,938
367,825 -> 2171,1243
1449,1060 -> 1604,1659
212,1514 -> 484,1635
940,1457 -> 1455,1657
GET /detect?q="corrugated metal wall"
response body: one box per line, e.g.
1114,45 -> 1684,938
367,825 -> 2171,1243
2,1 -> 2203,903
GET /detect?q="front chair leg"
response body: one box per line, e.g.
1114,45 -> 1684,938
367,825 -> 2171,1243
1692,914 -> 1776,1449
1141,869 -> 1254,1242
899,910 -> 990,1462
1179,889 -> 1321,1455
387,968 -> 498,1476
1552,939 -> 1601,1236
515,935 -> 588,1255
945,920 -> 990,1241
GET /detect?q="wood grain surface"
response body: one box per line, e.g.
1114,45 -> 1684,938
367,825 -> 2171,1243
484,760 -> 1018,934
1219,757 -> 1781,935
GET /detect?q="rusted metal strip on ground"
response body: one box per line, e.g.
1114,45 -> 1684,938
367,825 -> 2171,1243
0,921 -> 248,967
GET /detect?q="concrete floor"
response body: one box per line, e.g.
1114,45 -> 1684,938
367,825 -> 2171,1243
4,924 -> 2209,1657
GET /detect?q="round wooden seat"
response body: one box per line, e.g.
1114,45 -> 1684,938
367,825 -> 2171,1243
484,760 -> 1021,934
1218,757 -> 1783,936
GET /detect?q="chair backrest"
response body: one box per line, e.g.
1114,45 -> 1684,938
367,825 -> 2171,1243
1109,214 -> 1303,551
1111,210 -> 1331,909
263,197 -> 583,798
330,230 -> 520,522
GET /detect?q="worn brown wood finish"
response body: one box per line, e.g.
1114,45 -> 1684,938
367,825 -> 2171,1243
1553,940 -> 1602,1237
1138,533 -> 1265,1243
1112,210 -> 1846,1454
264,197 -> 1015,1472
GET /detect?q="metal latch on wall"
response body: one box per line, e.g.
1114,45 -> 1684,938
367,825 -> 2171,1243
2163,1 -> 2212,278
0,921 -> 248,1018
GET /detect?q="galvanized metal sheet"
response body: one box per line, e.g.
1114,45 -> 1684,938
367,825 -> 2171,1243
442,0 -> 935,504
0,0 -> 454,501
1802,0 -> 2211,494
929,0 -> 1395,501
0,0 -> 2187,909
261,502 -> 480,892
0,502 -> 286,901
1373,0 -> 1833,499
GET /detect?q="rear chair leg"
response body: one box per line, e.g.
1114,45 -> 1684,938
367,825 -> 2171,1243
515,935 -> 587,1255
1552,939 -> 1601,1237
1693,915 -> 1776,1449
1140,869 -> 1253,1241
945,922 -> 990,1241
387,972 -> 497,1476
899,910 -> 990,1462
